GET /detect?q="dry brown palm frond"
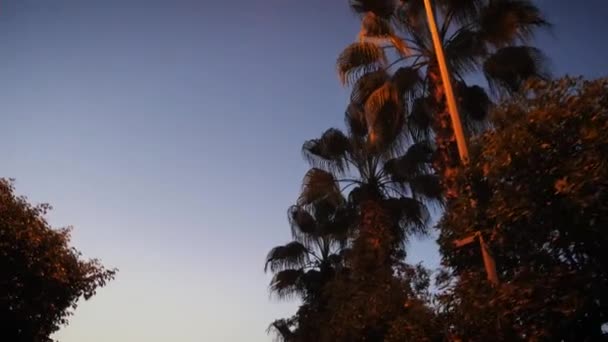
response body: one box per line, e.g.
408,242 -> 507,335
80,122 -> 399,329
351,70 -> 390,106
337,42 -> 387,86
298,168 -> 343,207
364,82 -> 400,130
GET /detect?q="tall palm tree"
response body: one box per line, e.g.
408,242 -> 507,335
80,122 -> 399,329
338,0 -> 550,199
265,199 -> 353,341
267,96 -> 442,340
292,101 -> 442,340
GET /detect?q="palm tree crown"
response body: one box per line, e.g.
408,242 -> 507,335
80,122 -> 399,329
338,0 -> 550,198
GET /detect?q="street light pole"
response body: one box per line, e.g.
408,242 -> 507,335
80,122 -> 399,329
423,0 -> 469,164
423,0 -> 499,286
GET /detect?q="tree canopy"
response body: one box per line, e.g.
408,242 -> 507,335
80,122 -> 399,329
0,179 -> 116,342
438,77 -> 608,341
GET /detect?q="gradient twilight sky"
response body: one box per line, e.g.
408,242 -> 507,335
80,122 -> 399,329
1,1 -> 607,341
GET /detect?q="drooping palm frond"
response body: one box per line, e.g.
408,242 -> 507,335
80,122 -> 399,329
484,46 -> 550,94
359,12 -> 410,56
265,241 -> 310,272
408,97 -> 434,140
368,98 -> 407,157
351,70 -> 390,106
410,174 -> 444,202
349,0 -> 397,18
338,42 -> 387,85
385,197 -> 431,238
288,205 -> 317,242
267,319 -> 294,342
302,128 -> 352,174
318,206 -> 355,242
345,103 -> 368,138
269,269 -> 305,300
437,0 -> 484,24
392,66 -> 422,95
393,0 -> 427,35
479,0 -> 548,47
445,28 -> 486,75
384,141 -> 435,181
298,168 -> 343,206
364,81 -> 407,154
360,11 -> 393,38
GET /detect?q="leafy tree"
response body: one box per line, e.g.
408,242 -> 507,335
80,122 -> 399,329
337,0 -> 549,198
437,77 -> 608,341
0,178 -> 116,342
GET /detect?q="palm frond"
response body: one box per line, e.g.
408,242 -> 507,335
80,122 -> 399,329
479,0 -> 548,47
437,0 -> 484,24
345,103 -> 368,138
410,174 -> 444,201
393,0 -> 427,36
483,46 -> 550,94
385,197 -> 430,238
288,205 -> 317,241
384,141 -> 434,182
351,70 -> 390,106
408,97 -> 434,140
269,269 -> 305,300
298,168 -> 343,206
364,82 -> 406,154
337,42 -> 387,86
445,28 -> 486,75
392,67 -> 422,95
350,0 -> 397,18
360,11 -> 393,38
267,319 -> 294,342
302,128 -> 352,174
265,241 -> 310,272
319,206 -> 355,242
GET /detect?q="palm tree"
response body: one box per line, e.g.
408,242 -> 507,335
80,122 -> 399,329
338,0 -> 550,199
265,199 -> 353,341
292,101 -> 442,340
267,97 -> 442,339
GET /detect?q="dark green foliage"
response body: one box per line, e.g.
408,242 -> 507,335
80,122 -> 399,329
0,179 -> 116,342
437,77 -> 608,341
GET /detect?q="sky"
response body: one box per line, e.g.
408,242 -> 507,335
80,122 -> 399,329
1,1 -> 607,341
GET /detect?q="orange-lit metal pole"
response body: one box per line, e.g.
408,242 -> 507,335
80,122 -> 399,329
423,0 -> 469,164
423,0 -> 500,286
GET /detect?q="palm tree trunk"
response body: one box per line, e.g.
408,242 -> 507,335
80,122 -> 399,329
352,200 -> 394,272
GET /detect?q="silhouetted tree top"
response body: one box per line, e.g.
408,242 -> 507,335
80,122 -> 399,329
0,178 -> 116,342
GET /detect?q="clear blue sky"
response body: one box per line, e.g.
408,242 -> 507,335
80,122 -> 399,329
1,1 -> 606,341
